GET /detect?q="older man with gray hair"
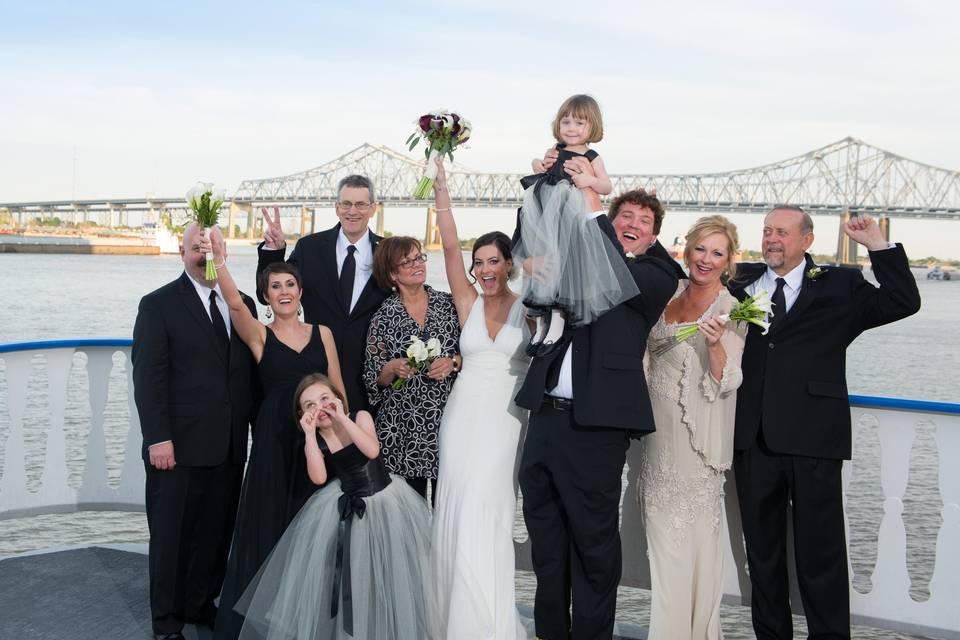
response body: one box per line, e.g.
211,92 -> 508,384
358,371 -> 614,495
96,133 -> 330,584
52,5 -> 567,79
258,175 -> 389,414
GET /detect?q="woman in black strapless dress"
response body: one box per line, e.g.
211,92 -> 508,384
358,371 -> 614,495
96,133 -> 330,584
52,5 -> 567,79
206,231 -> 347,640
235,373 -> 432,640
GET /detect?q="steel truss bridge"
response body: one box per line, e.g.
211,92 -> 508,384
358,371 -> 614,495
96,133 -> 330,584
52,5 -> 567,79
3,137 -> 958,255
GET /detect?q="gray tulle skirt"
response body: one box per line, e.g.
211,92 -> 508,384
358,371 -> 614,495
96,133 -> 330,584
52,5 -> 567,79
514,180 -> 639,326
235,476 -> 432,640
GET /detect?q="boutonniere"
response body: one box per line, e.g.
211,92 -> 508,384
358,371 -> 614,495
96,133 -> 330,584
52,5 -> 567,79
806,266 -> 827,280
625,252 -> 637,260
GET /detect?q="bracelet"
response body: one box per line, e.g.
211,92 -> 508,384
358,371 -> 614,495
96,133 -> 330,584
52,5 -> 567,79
434,207 -> 451,213
213,259 -> 226,269
451,357 -> 461,372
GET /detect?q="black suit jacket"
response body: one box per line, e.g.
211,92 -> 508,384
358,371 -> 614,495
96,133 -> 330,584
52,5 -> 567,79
730,246 -> 920,459
132,272 -> 259,466
257,224 -> 389,412
515,216 -> 679,433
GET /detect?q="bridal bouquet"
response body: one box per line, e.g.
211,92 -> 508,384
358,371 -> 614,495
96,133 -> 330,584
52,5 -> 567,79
651,289 -> 774,357
407,110 -> 472,199
392,335 -> 443,389
185,182 -> 226,280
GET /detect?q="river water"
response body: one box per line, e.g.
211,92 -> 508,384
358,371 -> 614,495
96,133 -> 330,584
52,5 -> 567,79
0,245 -> 955,639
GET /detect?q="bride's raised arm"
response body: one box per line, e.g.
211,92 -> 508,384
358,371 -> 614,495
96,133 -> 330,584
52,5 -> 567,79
433,158 -> 478,327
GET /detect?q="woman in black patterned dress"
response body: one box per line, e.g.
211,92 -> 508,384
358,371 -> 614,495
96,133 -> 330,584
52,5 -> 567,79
363,236 -> 462,502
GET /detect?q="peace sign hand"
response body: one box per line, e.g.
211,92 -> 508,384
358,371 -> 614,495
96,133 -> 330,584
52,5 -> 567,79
262,207 -> 285,250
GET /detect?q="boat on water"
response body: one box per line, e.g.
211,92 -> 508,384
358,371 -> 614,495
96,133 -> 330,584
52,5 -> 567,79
927,265 -> 953,281
1,338 -> 958,639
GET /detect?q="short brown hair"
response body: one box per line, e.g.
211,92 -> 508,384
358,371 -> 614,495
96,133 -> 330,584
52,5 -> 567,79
607,189 -> 665,234
552,94 -> 604,144
684,215 -> 740,279
257,262 -> 302,299
372,236 -> 422,291
293,372 -> 348,420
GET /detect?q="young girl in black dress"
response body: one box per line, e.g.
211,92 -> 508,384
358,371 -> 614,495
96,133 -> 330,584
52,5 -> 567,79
235,374 -> 432,640
515,94 -> 638,355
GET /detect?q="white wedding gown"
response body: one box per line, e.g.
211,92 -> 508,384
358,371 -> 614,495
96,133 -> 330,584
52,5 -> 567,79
429,295 -> 530,640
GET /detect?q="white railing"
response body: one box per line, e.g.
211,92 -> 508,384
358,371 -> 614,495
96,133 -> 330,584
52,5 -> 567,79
1,340 -> 958,637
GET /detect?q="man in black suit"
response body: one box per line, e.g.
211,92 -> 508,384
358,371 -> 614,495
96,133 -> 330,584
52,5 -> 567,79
730,207 -> 920,639
515,156 -> 679,639
133,223 -> 258,640
257,175 -> 388,412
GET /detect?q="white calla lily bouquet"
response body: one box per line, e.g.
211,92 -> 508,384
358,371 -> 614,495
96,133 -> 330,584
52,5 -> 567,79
651,289 -> 774,357
392,335 -> 443,389
185,182 -> 226,280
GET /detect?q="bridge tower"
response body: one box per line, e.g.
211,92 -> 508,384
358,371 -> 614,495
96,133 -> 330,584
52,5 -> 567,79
424,206 -> 441,250
836,211 -> 859,265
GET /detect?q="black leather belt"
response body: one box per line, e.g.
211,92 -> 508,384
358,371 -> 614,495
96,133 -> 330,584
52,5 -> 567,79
542,394 -> 573,411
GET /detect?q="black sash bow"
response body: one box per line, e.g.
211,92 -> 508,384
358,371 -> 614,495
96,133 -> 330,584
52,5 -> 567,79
331,493 -> 367,636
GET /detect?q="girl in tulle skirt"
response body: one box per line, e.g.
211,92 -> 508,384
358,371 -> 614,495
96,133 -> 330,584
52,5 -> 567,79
235,373 -> 432,640
515,94 -> 639,355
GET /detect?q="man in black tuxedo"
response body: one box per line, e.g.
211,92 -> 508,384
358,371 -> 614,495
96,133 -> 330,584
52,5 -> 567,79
730,207 -> 920,639
515,156 -> 679,639
257,175 -> 388,412
133,223 -> 258,640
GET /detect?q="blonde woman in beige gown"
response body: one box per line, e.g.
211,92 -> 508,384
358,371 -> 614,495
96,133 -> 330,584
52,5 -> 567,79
639,216 -> 746,640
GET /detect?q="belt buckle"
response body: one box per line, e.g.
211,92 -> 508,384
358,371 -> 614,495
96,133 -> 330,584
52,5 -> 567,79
544,394 -> 572,411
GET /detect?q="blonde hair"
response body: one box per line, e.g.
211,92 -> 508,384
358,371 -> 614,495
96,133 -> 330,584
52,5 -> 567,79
551,94 -> 604,144
683,215 -> 740,279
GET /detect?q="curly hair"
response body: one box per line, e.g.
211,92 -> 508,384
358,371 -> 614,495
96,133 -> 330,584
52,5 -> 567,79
607,189 -> 665,235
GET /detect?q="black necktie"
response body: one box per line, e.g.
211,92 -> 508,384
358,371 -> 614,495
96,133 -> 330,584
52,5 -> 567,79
209,290 -> 230,353
340,245 -> 357,313
544,334 -> 571,391
769,277 -> 787,331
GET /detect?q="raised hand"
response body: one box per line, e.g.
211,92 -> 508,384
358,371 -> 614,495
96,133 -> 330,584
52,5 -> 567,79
434,156 -> 449,192
843,214 -> 889,251
262,207 -> 285,250
299,407 -> 319,434
208,225 -> 226,260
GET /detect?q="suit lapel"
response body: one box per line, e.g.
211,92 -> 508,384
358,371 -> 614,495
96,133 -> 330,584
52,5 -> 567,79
322,225 -> 346,313
728,262 -> 765,302
177,273 -> 228,365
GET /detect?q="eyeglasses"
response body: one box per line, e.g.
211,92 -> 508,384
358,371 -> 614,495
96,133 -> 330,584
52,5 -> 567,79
337,201 -> 373,211
396,253 -> 428,269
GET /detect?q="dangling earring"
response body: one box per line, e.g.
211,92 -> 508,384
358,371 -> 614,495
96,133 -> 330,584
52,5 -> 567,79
297,305 -> 303,317
265,306 -> 273,319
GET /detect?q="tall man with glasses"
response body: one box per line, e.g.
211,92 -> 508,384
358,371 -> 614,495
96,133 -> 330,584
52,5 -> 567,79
258,175 -> 388,413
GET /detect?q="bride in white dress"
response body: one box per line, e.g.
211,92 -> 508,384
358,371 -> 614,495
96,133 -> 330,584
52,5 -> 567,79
427,160 -> 530,639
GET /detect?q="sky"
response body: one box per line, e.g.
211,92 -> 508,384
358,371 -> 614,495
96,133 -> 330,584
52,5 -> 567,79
1,0 -> 958,257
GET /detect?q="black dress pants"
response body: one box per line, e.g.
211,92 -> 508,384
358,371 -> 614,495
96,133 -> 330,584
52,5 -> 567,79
145,459 -> 244,635
733,435 -> 850,640
519,403 -> 629,640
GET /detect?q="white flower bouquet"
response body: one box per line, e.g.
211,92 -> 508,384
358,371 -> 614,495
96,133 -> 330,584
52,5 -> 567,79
651,289 -> 774,356
185,182 -> 226,280
392,335 -> 443,389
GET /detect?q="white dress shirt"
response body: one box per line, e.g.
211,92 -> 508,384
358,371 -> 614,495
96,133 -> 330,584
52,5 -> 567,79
187,274 -> 232,336
747,260 -> 806,320
336,228 -> 374,313
547,210 -> 605,399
